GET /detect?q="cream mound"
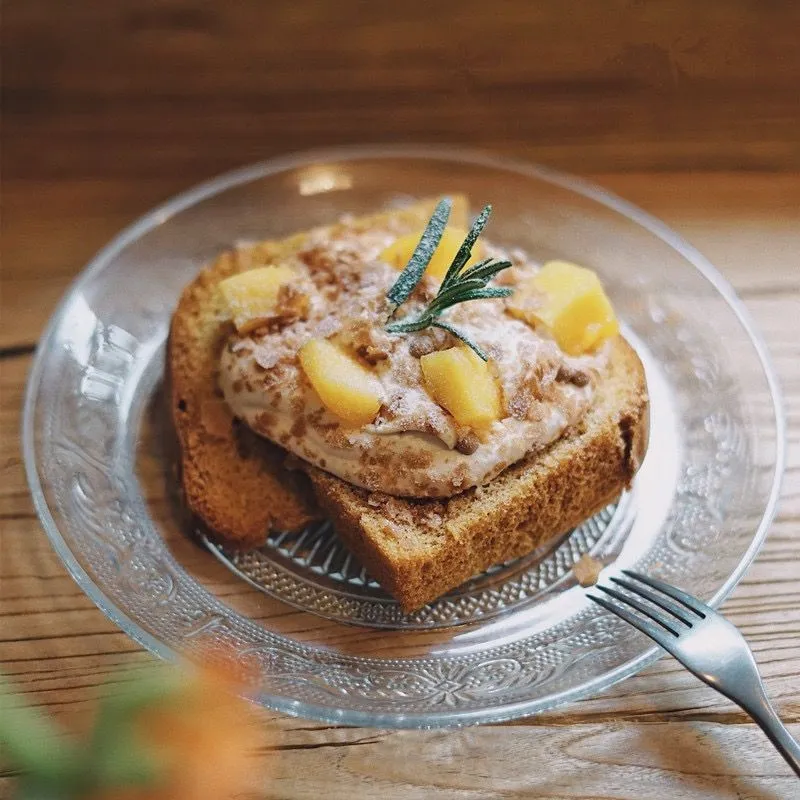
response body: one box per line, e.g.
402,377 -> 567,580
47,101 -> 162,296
219,222 -> 609,498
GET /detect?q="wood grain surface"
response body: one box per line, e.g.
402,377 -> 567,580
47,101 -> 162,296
2,3 -> 799,798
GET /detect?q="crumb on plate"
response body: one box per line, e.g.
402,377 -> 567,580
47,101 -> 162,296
573,553 -> 604,587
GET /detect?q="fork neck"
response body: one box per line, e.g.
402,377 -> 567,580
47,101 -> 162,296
738,685 -> 800,778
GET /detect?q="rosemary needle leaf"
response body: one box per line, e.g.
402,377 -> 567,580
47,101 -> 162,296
440,204 -> 493,290
459,259 -> 513,283
454,256 -> 492,279
386,197 -> 451,309
430,286 -> 512,314
431,321 -> 488,361
426,277 -> 488,310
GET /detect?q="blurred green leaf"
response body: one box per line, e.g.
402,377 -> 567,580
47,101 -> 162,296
86,664 -> 185,790
14,777 -> 75,800
0,674 -> 81,785
0,665 -> 189,798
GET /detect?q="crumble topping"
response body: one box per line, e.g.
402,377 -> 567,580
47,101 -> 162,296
218,212 -> 610,498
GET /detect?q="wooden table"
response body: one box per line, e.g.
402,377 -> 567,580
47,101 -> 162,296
2,3 -> 799,798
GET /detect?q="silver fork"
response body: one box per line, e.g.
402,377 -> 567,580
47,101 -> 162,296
588,569 -> 800,777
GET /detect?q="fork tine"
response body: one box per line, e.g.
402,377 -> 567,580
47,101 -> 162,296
610,576 -> 695,626
596,585 -> 681,636
588,594 -> 673,648
622,570 -> 709,618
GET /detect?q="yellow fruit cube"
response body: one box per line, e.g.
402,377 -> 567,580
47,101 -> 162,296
299,339 -> 384,427
420,347 -> 501,429
219,265 -> 295,333
381,227 -> 484,282
507,260 -> 619,355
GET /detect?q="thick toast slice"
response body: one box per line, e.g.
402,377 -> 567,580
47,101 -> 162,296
169,198 -> 648,609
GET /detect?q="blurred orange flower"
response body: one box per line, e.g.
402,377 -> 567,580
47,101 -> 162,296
100,666 -> 266,800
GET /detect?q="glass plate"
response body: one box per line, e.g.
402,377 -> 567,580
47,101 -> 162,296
23,146 -> 784,728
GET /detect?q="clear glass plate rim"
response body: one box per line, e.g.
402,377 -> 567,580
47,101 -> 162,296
22,144 -> 786,728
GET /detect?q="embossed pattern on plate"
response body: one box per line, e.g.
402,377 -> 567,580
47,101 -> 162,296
202,496 -> 634,629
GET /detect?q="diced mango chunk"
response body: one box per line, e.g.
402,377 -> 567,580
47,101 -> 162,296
420,347 -> 501,430
507,260 -> 619,355
299,339 -> 383,427
219,265 -> 295,333
381,227 -> 484,282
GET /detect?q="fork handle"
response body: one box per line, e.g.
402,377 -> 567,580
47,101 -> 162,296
740,689 -> 800,777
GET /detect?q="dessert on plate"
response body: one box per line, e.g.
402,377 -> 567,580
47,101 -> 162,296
169,195 -> 648,611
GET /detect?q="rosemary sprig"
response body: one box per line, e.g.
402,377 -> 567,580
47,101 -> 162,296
385,200 -> 513,360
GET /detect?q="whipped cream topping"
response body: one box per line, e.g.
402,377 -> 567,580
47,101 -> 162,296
219,213 -> 610,498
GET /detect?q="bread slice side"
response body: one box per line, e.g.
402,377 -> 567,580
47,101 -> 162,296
308,336 -> 649,611
168,246 -> 320,547
168,197 -> 468,546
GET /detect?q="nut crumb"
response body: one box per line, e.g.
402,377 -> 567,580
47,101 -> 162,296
455,432 -> 480,455
573,553 -> 604,587
408,328 -> 448,358
556,364 -> 591,387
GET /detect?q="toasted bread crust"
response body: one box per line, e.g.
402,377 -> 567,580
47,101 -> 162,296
169,199 -> 649,609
